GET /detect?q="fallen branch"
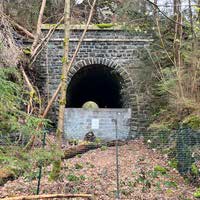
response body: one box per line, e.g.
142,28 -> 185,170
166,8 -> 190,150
2,193 -> 93,200
63,140 -> 127,159
0,11 -> 34,39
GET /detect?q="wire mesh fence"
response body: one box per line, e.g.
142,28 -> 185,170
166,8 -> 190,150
1,122 -> 200,199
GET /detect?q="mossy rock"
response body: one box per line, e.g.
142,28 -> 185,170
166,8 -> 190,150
82,101 -> 99,109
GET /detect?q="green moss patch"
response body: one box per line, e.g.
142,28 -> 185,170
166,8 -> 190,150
154,165 -> 167,174
96,23 -> 114,29
183,115 -> 200,130
194,188 -> 200,198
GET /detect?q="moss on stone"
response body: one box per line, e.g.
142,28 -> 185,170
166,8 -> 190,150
96,23 -> 114,29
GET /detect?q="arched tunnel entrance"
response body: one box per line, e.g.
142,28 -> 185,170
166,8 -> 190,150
66,64 -> 124,108
64,62 -> 132,140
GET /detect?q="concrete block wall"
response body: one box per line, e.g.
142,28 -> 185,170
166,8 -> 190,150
64,108 -> 131,140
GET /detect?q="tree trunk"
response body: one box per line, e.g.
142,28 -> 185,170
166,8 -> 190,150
198,0 -> 200,22
153,0 -> 158,18
0,1 -> 3,12
50,0 -> 71,180
31,0 -> 47,53
188,0 -> 195,42
57,0 -> 71,154
173,0 -> 184,99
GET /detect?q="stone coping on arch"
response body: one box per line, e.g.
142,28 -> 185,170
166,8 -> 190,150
67,58 -> 133,87
42,24 -> 124,31
41,23 -> 152,37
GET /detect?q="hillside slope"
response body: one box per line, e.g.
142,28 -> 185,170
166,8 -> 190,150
0,140 -> 195,199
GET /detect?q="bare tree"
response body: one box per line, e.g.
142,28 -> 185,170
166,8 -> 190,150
50,0 -> 71,180
57,0 -> 71,148
173,0 -> 184,98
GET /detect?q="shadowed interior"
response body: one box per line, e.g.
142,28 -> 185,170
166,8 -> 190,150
66,64 -> 124,108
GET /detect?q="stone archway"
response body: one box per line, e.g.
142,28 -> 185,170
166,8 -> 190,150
66,58 -> 134,109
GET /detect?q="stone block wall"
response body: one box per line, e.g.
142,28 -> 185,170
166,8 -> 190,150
33,25 -> 153,138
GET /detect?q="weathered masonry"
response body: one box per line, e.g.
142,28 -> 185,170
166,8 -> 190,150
35,24 -> 153,140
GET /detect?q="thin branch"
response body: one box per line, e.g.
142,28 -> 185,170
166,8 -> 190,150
87,0 -> 92,7
19,65 -> 35,92
31,0 -> 47,52
145,0 -> 185,27
29,16 -> 64,67
0,11 -> 34,39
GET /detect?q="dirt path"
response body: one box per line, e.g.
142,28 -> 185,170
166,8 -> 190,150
0,140 -> 195,199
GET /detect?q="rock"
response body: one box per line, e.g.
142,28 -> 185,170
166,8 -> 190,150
82,101 -> 99,109
84,131 -> 96,142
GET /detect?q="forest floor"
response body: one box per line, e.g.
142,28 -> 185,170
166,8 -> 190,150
0,139 -> 196,200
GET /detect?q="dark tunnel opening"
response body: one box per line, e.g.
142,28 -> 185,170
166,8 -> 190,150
66,64 -> 124,108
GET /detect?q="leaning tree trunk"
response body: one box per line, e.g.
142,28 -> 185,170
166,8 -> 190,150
50,0 -> 71,180
31,0 -> 46,54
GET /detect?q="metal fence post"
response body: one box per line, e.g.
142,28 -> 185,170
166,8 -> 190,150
36,130 -> 47,195
112,118 -> 120,199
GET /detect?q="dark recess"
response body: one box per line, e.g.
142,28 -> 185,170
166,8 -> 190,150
66,64 -> 123,108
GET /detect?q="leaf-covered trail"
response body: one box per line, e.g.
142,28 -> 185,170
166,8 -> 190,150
0,140 -> 195,199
